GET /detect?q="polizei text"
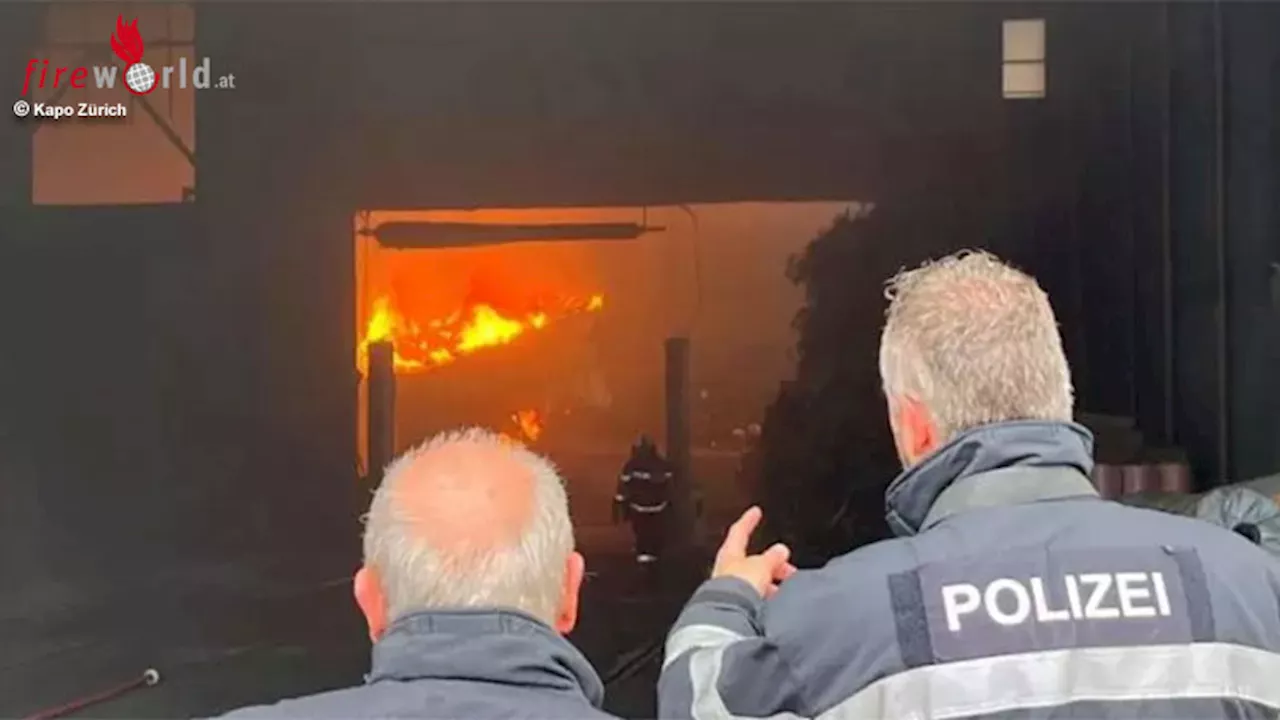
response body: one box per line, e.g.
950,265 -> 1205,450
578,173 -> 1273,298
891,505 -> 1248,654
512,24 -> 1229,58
941,571 -> 1174,632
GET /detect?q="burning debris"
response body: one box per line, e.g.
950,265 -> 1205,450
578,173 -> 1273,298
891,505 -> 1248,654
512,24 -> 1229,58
508,409 -> 545,444
356,293 -> 604,375
356,290 -> 599,452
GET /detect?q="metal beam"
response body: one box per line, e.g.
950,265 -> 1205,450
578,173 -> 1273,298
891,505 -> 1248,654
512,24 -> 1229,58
132,90 -> 196,169
369,222 -> 664,249
101,54 -> 198,170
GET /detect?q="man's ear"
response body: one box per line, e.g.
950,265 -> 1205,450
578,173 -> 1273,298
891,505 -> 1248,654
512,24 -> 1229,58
897,395 -> 939,466
354,565 -> 389,643
553,551 -> 586,635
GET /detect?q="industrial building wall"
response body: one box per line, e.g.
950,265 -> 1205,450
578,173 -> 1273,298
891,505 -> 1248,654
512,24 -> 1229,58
192,2 -> 1046,484
195,1 -> 1269,476
217,1 -> 1272,479
1160,2 -> 1280,482
1220,3 -> 1280,481
196,2 -> 1016,207
0,206 -> 210,604
0,204 -> 364,715
976,2 -> 1280,482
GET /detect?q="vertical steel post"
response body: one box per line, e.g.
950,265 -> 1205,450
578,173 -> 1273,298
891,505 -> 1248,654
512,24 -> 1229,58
367,341 -> 396,485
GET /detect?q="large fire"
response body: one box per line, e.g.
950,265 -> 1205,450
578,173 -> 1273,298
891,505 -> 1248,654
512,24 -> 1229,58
357,293 -> 604,375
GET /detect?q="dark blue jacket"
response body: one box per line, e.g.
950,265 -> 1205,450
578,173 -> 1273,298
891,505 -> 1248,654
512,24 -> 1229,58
218,609 -> 613,719
659,420 -> 1280,719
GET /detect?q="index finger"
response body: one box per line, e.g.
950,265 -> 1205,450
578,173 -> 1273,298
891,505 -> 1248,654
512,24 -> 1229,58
719,506 -> 764,562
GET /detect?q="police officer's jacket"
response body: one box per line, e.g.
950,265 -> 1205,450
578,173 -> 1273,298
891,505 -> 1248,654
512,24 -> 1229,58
658,420 -> 1280,719
215,609 -> 614,720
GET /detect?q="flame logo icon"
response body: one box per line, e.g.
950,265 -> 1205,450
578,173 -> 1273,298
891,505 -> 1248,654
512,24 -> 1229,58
111,15 -> 155,95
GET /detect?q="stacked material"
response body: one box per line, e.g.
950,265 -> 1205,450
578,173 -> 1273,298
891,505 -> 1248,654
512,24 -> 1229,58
1090,462 -> 1192,499
1119,484 -> 1280,556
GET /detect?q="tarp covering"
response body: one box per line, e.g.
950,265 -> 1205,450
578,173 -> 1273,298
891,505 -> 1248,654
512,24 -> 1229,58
1119,485 -> 1280,556
1196,486 -> 1280,555
1240,473 -> 1280,504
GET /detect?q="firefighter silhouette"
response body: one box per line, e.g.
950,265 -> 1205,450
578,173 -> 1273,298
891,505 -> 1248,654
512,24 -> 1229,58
614,434 -> 673,563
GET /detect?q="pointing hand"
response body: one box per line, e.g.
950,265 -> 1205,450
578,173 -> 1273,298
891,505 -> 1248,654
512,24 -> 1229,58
712,506 -> 797,598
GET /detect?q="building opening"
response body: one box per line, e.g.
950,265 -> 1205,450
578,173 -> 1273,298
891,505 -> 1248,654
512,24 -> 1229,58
353,201 -> 856,531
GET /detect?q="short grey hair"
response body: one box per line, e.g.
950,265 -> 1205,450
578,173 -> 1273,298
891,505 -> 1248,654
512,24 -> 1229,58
362,427 -> 574,626
879,250 -> 1074,441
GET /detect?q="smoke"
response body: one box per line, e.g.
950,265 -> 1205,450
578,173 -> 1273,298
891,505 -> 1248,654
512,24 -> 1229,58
755,195 -> 998,565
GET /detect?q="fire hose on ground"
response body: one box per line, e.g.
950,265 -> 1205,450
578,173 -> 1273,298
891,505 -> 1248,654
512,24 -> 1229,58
17,634 -> 656,716
18,644 -> 653,718
23,668 -> 161,720
602,637 -> 665,687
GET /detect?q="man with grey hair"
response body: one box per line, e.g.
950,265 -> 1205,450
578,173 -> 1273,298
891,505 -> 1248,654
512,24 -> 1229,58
660,251 -> 1280,719
217,427 -> 617,719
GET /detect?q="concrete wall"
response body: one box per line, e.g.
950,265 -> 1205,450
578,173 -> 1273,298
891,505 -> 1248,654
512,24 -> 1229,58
0,204 -> 363,715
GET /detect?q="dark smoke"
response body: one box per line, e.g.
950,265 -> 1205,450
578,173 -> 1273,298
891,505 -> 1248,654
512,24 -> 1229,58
754,195 -> 999,566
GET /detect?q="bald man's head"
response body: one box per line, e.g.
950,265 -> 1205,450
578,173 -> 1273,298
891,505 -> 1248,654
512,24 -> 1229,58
357,428 -> 579,635
392,433 -> 540,557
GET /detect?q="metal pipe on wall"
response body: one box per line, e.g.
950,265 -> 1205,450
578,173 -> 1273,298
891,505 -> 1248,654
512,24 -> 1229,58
367,341 -> 396,485
1125,42 -> 1139,422
1159,0 -> 1176,446
1212,0 -> 1231,480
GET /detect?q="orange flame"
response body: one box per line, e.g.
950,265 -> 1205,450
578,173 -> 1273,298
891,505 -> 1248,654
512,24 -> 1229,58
511,409 -> 544,443
357,292 -> 604,375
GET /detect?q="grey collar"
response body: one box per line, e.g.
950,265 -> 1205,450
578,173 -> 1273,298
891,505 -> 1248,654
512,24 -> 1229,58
920,465 -> 1100,531
369,609 -> 605,708
884,420 -> 1096,536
